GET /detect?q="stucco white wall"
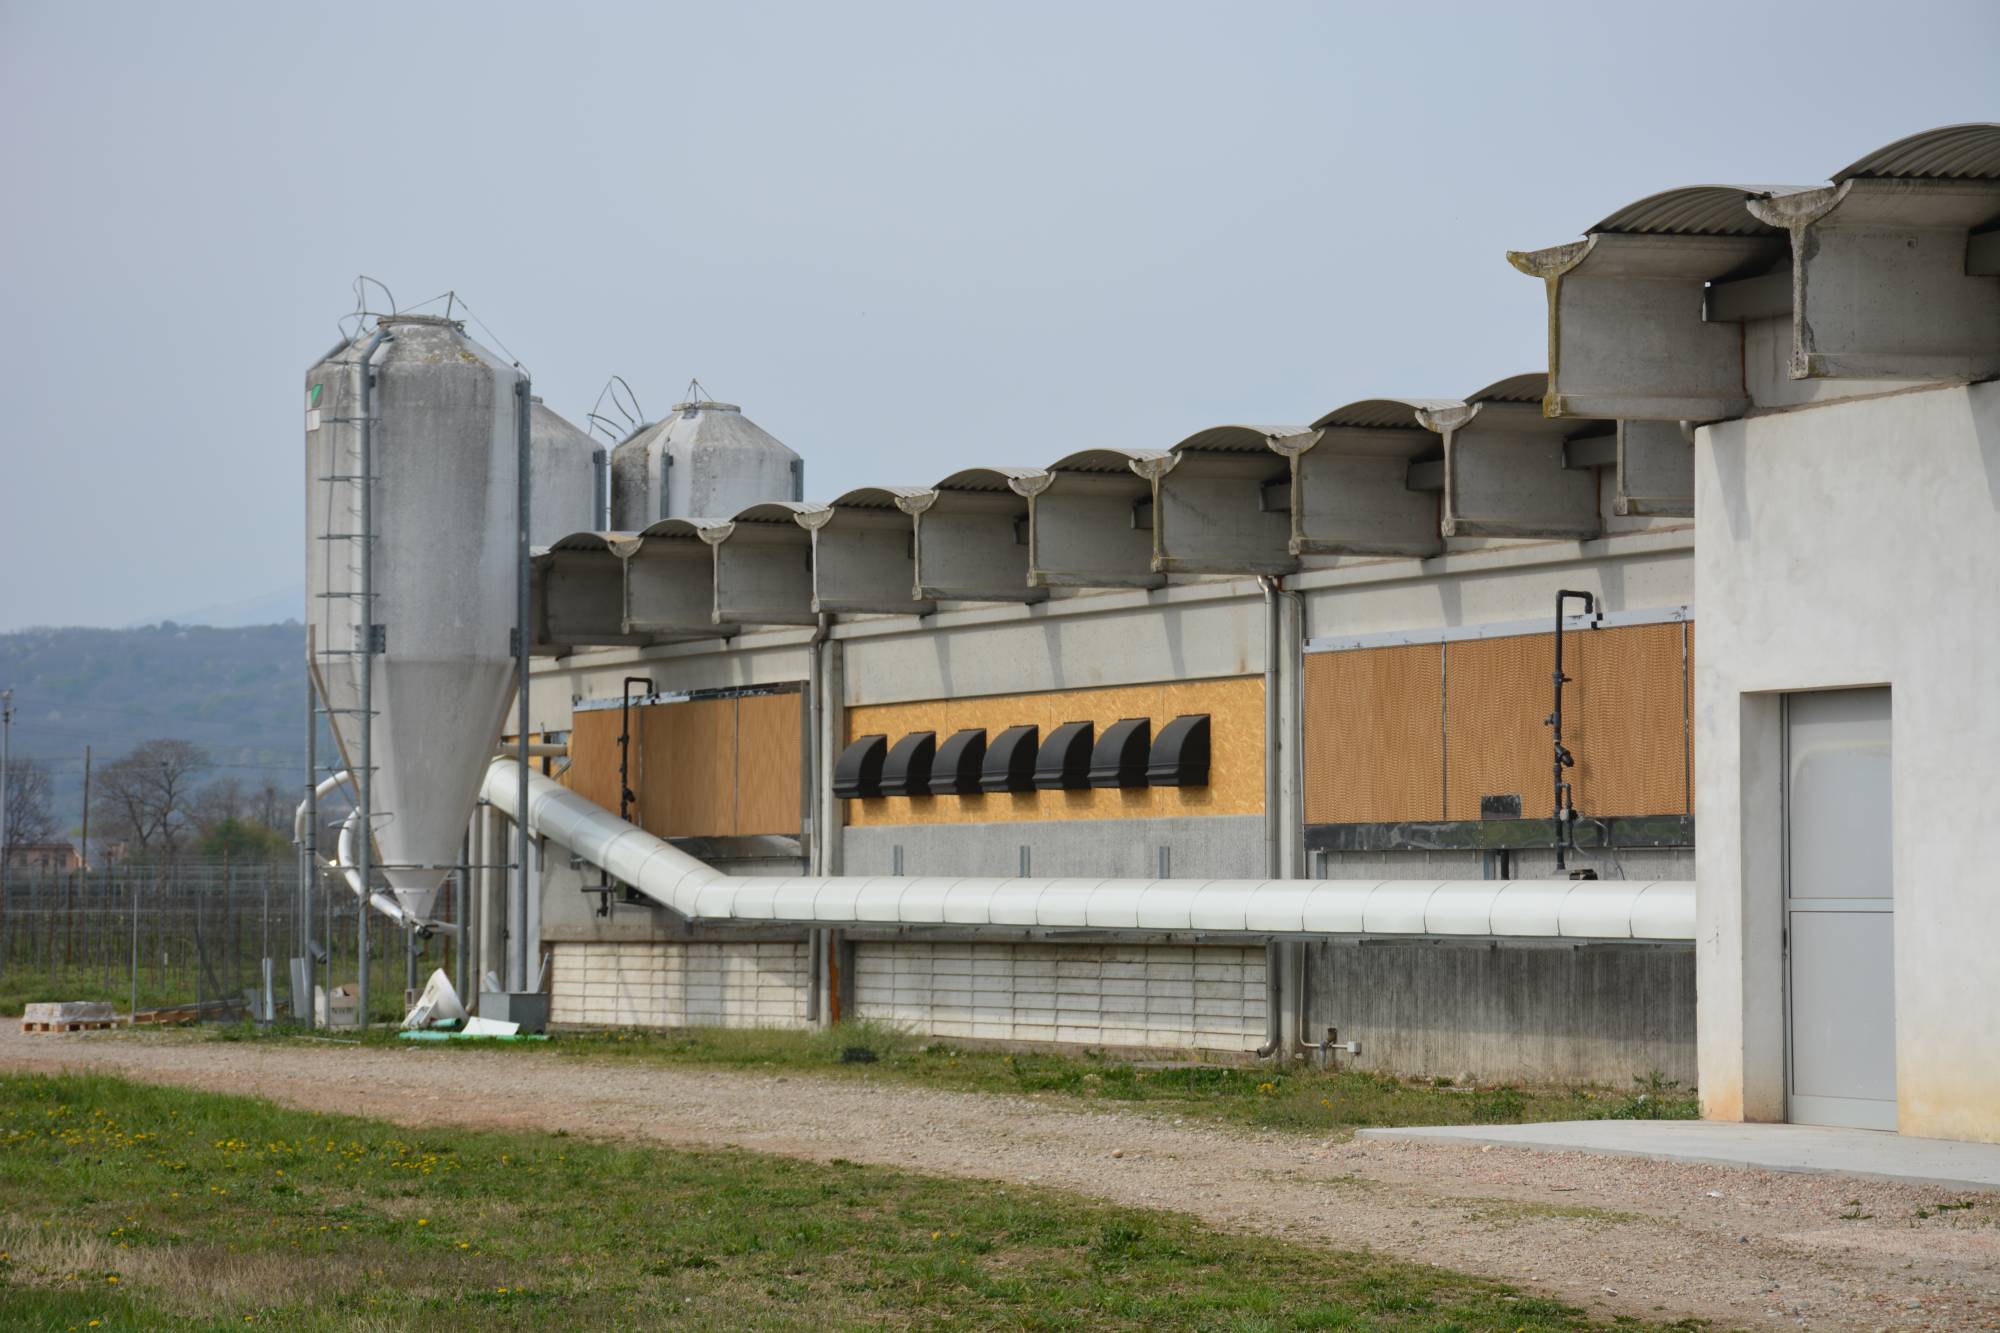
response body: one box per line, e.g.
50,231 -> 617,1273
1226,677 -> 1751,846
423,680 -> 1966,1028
1695,380 -> 2000,1142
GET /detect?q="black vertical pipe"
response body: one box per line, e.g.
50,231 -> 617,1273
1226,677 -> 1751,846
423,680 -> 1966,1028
1549,590 -> 1596,871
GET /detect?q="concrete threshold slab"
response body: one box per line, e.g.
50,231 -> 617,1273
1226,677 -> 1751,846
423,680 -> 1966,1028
1355,1120 -> 2000,1193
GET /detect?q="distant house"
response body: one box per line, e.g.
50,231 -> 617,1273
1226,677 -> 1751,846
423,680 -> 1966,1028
5,842 -> 81,874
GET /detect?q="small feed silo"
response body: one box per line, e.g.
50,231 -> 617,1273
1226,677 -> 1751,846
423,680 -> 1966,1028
609,396 -> 802,527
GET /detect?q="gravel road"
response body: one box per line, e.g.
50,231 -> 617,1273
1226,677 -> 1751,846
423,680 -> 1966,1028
5,1026 -> 1996,1331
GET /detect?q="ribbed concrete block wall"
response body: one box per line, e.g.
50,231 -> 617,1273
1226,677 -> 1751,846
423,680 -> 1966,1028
841,815 -> 1263,879
852,942 -> 1267,1051
550,941 -> 810,1029
1305,939 -> 1695,1087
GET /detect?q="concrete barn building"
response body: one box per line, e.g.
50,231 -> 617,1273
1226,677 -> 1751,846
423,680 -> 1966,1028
311,123 -> 1999,1146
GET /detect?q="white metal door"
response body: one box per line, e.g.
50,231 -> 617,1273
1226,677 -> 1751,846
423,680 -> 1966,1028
1783,688 -> 1896,1131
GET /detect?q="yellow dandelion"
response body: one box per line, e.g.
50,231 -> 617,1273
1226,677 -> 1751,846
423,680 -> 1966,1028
417,1218 -> 428,1226
106,1274 -> 119,1284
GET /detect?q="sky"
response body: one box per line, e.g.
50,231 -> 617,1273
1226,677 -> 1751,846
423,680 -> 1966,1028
0,0 -> 1994,631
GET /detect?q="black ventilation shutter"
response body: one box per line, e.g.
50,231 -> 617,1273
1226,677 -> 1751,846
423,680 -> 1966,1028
1089,718 -> 1152,788
1147,714 -> 1211,787
879,731 -> 937,796
833,734 -> 889,799
929,728 -> 987,796
1034,721 -> 1095,790
980,724 -> 1039,793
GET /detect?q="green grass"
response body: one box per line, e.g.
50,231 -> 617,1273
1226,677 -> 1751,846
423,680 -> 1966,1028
1,956 -> 426,1024
0,1073 -> 1704,1331
235,1020 -> 1698,1136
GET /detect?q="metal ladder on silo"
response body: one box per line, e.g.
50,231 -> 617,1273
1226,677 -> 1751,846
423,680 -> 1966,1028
310,328 -> 391,1021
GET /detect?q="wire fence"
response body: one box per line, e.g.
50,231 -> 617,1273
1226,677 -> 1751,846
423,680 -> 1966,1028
0,860 -> 462,1024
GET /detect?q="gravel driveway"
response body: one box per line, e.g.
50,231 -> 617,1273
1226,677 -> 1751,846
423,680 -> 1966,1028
4,1026 -> 1996,1330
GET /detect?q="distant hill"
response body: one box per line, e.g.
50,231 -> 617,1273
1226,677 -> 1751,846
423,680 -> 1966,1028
0,622 -> 305,833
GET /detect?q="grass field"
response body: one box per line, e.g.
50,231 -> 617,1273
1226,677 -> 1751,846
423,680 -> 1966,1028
217,1019 -> 1699,1137
0,1072 -> 1704,1331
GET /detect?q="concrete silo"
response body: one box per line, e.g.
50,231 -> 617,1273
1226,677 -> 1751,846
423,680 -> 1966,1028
304,314 -> 523,925
609,397 -> 802,527
529,397 -> 604,539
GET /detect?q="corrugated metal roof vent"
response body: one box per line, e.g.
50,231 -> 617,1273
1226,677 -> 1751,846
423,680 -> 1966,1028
1089,718 -> 1152,788
1034,721 -> 1095,790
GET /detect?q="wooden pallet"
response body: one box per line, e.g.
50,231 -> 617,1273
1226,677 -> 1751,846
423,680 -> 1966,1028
20,1018 -> 119,1034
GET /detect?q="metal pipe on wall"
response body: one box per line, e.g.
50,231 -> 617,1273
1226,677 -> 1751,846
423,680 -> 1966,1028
1256,577 -> 1284,1057
512,377 -> 534,993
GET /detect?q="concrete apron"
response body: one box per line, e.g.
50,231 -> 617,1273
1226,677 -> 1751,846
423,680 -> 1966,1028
1356,1121 -> 2000,1193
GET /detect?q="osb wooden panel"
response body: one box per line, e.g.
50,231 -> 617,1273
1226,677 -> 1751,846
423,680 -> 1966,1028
735,692 -> 803,836
639,697 -> 738,839
1571,622 -> 1689,817
843,676 -> 1264,827
1442,634 -> 1552,822
1303,643 -> 1444,824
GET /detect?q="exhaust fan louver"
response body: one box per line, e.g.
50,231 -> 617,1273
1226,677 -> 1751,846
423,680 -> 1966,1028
1034,721 -> 1095,790
1146,714 -> 1211,787
879,731 -> 937,797
1089,718 -> 1152,788
833,734 -> 889,800
929,728 -> 988,796
979,724 -> 1040,793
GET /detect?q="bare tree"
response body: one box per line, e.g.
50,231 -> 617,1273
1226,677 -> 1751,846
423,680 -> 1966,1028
3,755 -> 58,852
192,775 -> 247,833
93,739 -> 210,859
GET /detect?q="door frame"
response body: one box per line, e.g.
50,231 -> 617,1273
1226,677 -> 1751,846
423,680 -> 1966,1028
1779,687 -> 1896,1131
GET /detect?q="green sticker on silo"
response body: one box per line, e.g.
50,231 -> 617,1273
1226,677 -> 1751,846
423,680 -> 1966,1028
308,383 -> 323,407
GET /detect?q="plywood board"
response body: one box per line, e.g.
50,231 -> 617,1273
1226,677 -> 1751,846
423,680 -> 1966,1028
1303,643 -> 1444,824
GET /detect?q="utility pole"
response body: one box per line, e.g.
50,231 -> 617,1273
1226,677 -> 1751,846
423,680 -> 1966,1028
1,688 -> 14,907
79,745 -> 91,875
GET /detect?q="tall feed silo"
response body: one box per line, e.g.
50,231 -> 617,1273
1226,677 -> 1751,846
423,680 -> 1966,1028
609,397 -> 802,526
529,397 -> 603,539
304,314 -> 522,924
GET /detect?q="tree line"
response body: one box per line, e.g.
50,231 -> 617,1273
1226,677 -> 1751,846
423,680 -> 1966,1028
5,739 -> 315,866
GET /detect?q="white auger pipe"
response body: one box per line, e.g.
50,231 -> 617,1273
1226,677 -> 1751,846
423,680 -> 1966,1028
294,772 -> 456,935
481,760 -> 1696,941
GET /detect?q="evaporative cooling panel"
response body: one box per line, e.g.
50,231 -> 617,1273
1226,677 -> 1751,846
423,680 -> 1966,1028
1303,644 -> 1444,824
566,691 -> 802,841
1304,620 -> 1694,828
1441,635 -> 1552,822
1570,621 -> 1689,818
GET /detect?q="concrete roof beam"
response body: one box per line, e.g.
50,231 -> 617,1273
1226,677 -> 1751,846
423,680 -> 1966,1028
703,505 -> 821,625
900,475 -> 1048,604
1423,377 -> 1606,540
622,522 -> 739,639
1012,450 -> 1171,590
1748,178 -> 2000,382
1152,427 -> 1305,575
532,542 -> 650,653
799,493 -> 937,615
1509,229 -> 1784,421
1290,400 -> 1450,557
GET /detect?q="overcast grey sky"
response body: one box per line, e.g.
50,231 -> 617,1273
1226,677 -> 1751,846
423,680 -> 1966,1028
1,0 -> 1993,630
